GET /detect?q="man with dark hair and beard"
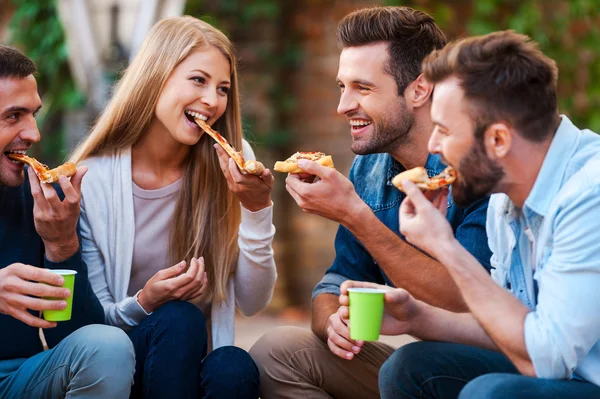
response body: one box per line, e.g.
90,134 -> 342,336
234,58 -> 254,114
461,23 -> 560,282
349,30 -> 600,398
250,6 -> 492,399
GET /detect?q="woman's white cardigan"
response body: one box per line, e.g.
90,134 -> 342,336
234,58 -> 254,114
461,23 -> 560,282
78,143 -> 277,350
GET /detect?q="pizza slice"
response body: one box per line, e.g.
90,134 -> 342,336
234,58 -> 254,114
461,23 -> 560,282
7,153 -> 77,184
273,152 -> 335,174
392,166 -> 456,192
189,113 -> 265,176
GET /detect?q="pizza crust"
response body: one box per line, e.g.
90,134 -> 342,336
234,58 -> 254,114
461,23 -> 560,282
392,166 -> 456,192
193,117 -> 265,176
7,153 -> 77,183
273,152 -> 335,173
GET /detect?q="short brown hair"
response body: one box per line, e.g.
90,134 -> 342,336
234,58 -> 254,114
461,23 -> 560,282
338,6 -> 446,95
423,30 -> 559,142
0,44 -> 36,79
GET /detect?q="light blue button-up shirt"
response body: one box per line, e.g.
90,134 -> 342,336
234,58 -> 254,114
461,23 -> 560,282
487,116 -> 600,385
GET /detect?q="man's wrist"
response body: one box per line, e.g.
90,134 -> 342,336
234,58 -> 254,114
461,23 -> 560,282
408,300 -> 431,338
343,200 -> 371,231
44,235 -> 79,263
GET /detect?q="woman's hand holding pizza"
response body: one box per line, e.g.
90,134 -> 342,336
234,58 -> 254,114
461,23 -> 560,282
214,144 -> 273,212
399,180 -> 455,259
285,159 -> 368,225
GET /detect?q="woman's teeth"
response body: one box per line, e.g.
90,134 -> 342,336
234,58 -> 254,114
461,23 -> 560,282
185,111 -> 208,121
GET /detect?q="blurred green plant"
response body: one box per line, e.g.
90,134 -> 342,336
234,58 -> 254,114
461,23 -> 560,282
467,0 -> 600,132
8,0 -> 84,162
185,0 -> 302,150
386,0 -> 600,132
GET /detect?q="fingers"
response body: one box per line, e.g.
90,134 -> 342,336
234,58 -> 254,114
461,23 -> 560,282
431,187 -> 449,215
175,257 -> 205,298
296,159 -> 327,177
59,166 -> 87,206
11,263 -> 64,286
214,144 -> 233,180
384,289 -> 411,306
156,261 -> 186,280
327,311 -> 360,360
228,158 -> 246,184
14,294 -> 67,312
19,280 -> 70,299
28,168 -> 50,214
183,271 -> 208,301
401,180 -> 432,210
11,309 -> 57,328
259,168 -> 274,189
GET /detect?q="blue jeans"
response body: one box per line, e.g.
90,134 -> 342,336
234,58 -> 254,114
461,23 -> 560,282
379,341 -> 600,399
127,301 -> 259,399
0,324 -> 135,399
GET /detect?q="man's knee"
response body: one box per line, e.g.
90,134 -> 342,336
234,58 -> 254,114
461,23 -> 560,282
459,373 -> 519,399
250,326 -> 321,374
202,346 -> 259,397
65,325 -> 135,394
379,342 -> 430,398
70,324 -> 135,369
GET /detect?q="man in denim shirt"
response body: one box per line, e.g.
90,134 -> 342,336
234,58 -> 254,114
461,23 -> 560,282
250,7 -> 491,399
359,31 -> 600,398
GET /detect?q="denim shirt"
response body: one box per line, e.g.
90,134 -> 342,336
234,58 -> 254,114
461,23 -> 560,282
487,116 -> 600,385
313,152 -> 492,299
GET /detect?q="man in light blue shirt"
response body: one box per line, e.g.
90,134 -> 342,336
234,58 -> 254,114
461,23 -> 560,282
341,31 -> 600,398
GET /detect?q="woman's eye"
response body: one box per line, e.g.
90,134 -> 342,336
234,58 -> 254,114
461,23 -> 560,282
192,76 -> 206,84
218,87 -> 230,95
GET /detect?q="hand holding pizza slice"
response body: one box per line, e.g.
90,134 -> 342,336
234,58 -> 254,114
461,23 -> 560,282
7,153 -> 77,183
392,166 -> 456,192
273,152 -> 335,174
189,113 -> 265,176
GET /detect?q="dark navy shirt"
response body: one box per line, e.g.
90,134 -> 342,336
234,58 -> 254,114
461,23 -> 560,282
0,172 -> 104,363
313,153 -> 492,298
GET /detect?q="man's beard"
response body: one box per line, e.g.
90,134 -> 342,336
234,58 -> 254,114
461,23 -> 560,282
350,97 -> 414,155
452,134 -> 505,207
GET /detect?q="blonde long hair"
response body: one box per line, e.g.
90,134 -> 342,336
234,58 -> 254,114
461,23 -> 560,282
70,16 -> 243,303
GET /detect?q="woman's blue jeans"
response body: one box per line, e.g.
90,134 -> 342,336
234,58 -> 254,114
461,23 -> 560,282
127,301 -> 259,399
379,341 -> 600,399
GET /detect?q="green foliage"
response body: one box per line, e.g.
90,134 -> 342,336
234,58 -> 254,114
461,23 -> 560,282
185,0 -> 302,150
8,0 -> 84,161
468,0 -> 600,132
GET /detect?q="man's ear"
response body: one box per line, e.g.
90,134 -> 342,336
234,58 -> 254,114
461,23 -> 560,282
405,74 -> 434,109
484,123 -> 512,160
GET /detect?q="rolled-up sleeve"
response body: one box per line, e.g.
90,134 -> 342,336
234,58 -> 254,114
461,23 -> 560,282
524,186 -> 600,379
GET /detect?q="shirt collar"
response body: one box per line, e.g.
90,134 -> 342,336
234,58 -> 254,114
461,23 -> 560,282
524,115 -> 580,218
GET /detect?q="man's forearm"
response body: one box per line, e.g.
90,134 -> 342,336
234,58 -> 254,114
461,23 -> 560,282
345,207 -> 466,312
311,294 -> 340,342
439,240 -> 534,375
412,301 -> 497,350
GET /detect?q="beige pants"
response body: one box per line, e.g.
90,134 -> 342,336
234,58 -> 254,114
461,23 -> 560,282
249,326 -> 395,399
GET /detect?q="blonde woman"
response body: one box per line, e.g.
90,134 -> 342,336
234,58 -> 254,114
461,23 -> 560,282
70,16 -> 276,399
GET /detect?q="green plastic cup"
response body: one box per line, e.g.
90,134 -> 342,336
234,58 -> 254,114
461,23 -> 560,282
348,288 -> 386,341
42,269 -> 77,322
